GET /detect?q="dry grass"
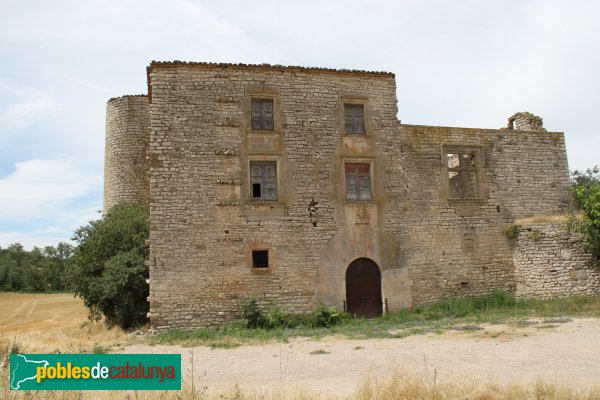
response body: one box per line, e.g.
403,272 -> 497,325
3,366 -> 600,400
0,293 -> 128,353
355,372 -> 600,400
514,213 -> 581,225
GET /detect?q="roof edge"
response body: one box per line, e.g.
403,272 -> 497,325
147,60 -> 395,77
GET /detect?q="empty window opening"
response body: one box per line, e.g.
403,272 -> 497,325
345,163 -> 372,202
446,150 -> 479,199
252,250 -> 269,268
344,104 -> 365,134
250,161 -> 277,201
251,99 -> 274,130
252,183 -> 261,198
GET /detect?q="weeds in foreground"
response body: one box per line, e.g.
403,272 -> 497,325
3,365 -> 600,400
153,292 -> 600,347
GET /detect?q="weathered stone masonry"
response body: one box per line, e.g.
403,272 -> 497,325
514,223 -> 600,298
103,61 -> 592,330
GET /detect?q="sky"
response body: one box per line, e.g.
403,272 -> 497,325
1,0 -> 599,249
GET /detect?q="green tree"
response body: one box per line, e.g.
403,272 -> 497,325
42,242 -> 74,291
0,242 -> 74,292
569,166 -> 600,267
67,204 -> 149,329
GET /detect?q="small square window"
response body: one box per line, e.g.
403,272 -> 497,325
252,250 -> 269,268
344,104 -> 365,134
345,163 -> 372,202
251,99 -> 274,130
250,161 -> 277,201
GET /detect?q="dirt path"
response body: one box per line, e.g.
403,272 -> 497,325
123,318 -> 600,397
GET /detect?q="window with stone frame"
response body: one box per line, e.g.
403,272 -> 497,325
446,149 -> 480,199
345,163 -> 372,202
250,161 -> 277,201
251,98 -> 274,130
252,250 -> 269,268
344,104 -> 366,134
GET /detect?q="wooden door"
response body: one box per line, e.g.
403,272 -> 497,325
345,258 -> 382,318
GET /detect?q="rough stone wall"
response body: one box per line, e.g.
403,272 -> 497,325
105,62 -> 576,329
104,95 -> 150,211
146,63 -> 399,329
392,125 -> 571,306
509,112 -> 546,132
514,223 -> 600,298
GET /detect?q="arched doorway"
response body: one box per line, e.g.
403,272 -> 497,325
345,258 -> 382,318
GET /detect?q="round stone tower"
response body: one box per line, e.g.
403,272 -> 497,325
103,95 -> 150,211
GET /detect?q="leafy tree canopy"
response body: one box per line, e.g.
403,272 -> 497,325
67,204 -> 149,329
0,242 -> 73,292
570,166 -> 600,267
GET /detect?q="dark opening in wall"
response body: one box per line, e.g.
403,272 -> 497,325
252,183 -> 261,198
252,250 -> 269,268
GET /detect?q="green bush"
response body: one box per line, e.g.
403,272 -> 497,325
502,223 -> 519,240
241,300 -> 347,329
67,204 -> 149,329
310,303 -> 345,328
569,166 -> 600,267
242,299 -> 266,329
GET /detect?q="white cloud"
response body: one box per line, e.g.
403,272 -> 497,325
0,93 -> 57,131
0,159 -> 101,222
0,80 -> 58,132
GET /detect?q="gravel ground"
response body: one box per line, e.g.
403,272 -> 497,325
123,318 -> 600,397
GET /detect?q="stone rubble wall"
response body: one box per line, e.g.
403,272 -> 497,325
394,125 -> 571,306
508,111 -> 546,132
514,223 -> 600,298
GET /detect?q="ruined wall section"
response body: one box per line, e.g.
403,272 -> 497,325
514,223 -> 600,298
104,95 -> 150,211
146,63 -> 398,329
393,124 -> 571,306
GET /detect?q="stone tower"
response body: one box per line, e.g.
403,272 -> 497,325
103,95 -> 150,211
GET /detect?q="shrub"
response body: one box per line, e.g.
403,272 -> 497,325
67,204 -> 149,329
502,223 -> 519,239
242,299 -> 266,329
242,300 -> 347,329
310,303 -> 345,328
568,166 -> 600,267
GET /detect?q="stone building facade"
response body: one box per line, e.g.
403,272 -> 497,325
105,61 -> 580,330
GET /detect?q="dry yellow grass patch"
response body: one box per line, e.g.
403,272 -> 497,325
0,293 -> 127,353
2,369 -> 600,400
514,213 -> 580,225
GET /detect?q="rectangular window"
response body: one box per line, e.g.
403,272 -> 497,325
344,104 -> 365,134
252,250 -> 269,268
251,99 -> 274,130
345,163 -> 372,202
446,150 -> 479,199
250,161 -> 277,201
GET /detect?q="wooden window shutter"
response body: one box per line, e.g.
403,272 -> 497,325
251,99 -> 274,130
344,104 -> 366,134
345,163 -> 371,201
